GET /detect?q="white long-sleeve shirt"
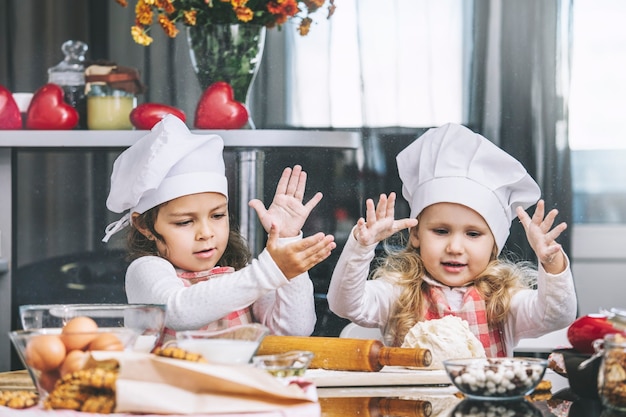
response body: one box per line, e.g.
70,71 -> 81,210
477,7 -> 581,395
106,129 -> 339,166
126,247 -> 316,336
327,233 -> 578,356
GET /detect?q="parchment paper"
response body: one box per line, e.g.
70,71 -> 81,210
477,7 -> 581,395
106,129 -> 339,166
91,352 -> 317,414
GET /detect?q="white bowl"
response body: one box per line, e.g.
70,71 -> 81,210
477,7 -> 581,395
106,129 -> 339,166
175,323 -> 269,365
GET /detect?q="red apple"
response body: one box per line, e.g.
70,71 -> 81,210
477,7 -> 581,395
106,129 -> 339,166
567,313 -> 623,354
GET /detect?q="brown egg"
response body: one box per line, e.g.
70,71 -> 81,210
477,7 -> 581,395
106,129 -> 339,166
60,350 -> 89,377
25,334 -> 66,372
88,333 -> 124,351
61,316 -> 99,350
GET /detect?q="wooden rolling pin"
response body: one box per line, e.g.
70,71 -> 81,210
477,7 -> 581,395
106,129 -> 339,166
256,336 -> 432,372
319,397 -> 432,417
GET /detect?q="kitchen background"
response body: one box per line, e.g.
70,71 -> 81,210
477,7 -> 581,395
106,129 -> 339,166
1,0 -> 626,372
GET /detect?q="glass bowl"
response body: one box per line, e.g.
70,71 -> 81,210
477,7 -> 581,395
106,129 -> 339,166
9,327 -> 138,399
442,357 -> 548,400
175,323 -> 269,365
19,303 -> 166,352
252,350 -> 314,378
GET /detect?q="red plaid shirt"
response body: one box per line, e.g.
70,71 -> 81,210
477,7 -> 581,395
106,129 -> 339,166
423,284 -> 506,357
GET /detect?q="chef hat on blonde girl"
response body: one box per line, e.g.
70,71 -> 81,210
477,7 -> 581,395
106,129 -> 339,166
396,123 -> 541,254
102,115 -> 228,242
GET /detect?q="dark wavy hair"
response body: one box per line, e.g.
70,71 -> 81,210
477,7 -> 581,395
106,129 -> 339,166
127,204 -> 251,270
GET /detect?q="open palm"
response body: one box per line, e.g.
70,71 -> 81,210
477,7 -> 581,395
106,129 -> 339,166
249,165 -> 322,238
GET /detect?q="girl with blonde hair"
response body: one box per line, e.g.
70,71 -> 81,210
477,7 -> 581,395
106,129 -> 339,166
327,123 -> 576,356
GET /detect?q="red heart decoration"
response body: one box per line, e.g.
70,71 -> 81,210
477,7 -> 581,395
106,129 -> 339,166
26,83 -> 79,130
194,82 -> 249,129
0,85 -> 22,129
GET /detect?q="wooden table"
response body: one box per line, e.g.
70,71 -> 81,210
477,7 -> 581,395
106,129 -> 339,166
0,368 -> 600,417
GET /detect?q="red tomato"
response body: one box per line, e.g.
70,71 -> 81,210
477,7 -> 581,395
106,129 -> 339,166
26,83 -> 79,130
567,314 -> 623,354
130,103 -> 186,130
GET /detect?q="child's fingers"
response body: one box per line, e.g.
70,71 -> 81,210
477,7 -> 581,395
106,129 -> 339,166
375,194 -> 388,220
545,221 -> 568,242
365,198 -> 377,224
285,165 -> 303,196
396,218 -> 418,231
297,233 -> 337,265
531,199 -> 546,223
274,166 -> 293,196
293,168 -> 307,200
273,233 -> 336,278
266,223 -> 280,249
248,199 -> 269,226
540,208 -> 559,231
303,191 -> 323,212
516,205 -> 530,223
385,192 -> 397,218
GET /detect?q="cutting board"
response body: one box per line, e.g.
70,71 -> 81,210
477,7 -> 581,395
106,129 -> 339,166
304,366 -> 451,387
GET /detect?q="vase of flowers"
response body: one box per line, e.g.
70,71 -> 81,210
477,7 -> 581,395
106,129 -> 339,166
115,0 -> 336,110
115,0 -> 335,89
187,23 -> 265,105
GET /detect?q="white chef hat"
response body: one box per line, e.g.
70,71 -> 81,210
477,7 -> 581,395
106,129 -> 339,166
102,114 -> 228,242
396,123 -> 540,254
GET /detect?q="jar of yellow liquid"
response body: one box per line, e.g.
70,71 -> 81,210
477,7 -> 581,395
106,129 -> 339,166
85,65 -> 145,130
87,86 -> 135,130
86,85 -> 135,130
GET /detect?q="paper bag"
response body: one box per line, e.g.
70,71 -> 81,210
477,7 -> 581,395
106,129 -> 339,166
94,352 -> 317,415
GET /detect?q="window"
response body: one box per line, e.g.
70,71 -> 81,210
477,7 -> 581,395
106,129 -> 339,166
285,0 -> 464,128
570,0 -> 626,223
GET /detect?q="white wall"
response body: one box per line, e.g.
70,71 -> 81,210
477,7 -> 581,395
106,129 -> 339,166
571,225 -> 626,315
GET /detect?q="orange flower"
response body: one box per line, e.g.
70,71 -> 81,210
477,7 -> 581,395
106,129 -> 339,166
155,0 -> 176,14
131,25 -> 154,45
182,10 -> 197,25
135,0 -> 154,25
267,0 -> 298,17
298,16 -> 312,36
303,0 -> 324,11
158,14 -> 180,37
235,7 -> 254,22
117,0 -> 336,45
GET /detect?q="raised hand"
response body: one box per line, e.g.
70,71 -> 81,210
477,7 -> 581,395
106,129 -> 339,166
265,223 -> 336,279
249,165 -> 323,238
354,192 -> 418,246
516,199 -> 568,274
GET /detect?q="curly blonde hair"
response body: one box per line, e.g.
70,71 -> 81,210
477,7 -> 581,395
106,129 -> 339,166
374,236 -> 536,347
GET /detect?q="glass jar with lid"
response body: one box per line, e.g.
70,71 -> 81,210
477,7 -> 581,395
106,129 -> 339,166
84,65 -> 145,130
598,333 -> 626,411
47,40 -> 89,129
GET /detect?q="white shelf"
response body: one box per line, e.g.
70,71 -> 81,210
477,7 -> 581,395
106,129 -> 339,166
0,130 -> 361,149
